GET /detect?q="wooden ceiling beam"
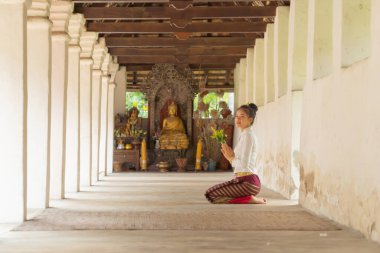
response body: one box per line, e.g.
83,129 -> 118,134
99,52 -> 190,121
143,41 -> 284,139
105,37 -> 256,47
87,22 -> 268,34
123,64 -> 236,71
78,6 -> 277,20
109,47 -> 248,56
118,55 -> 241,64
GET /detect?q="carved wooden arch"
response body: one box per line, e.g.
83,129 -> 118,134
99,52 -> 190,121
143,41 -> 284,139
143,64 -> 196,142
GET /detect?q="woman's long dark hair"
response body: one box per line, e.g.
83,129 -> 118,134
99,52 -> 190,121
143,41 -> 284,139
237,103 -> 258,125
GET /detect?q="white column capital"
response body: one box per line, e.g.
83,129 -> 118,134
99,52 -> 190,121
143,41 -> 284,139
49,0 -> 73,34
101,53 -> 111,75
108,57 -> 119,83
109,82 -> 116,88
0,0 -> 32,4
27,0 -> 51,18
80,31 -> 98,58
92,39 -> 107,70
68,13 -> 85,46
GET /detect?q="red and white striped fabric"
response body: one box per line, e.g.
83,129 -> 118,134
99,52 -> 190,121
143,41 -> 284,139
205,174 -> 261,204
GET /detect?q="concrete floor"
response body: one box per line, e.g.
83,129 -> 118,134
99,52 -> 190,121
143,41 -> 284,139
0,172 -> 379,253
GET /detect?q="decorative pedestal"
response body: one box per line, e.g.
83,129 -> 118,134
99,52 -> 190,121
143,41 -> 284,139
155,149 -> 187,172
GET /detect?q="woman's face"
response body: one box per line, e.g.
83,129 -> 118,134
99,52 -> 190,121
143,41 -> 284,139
235,109 -> 253,130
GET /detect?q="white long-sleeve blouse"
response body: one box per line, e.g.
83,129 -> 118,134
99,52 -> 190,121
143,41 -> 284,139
231,126 -> 258,174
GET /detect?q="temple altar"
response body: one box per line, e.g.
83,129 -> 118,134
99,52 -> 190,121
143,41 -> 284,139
113,64 -> 234,172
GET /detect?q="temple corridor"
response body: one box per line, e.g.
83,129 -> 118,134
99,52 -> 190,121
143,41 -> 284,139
1,0 -> 380,251
0,173 -> 379,253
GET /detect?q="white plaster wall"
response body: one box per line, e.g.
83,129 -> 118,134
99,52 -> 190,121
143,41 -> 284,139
295,0 -> 380,242
114,66 -> 126,115
254,94 -> 294,199
233,0 -> 380,244
299,59 -> 380,242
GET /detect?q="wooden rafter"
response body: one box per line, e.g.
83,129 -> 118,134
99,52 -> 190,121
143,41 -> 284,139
79,6 -> 277,20
124,64 -> 236,71
109,47 -> 248,56
105,37 -> 257,47
88,21 -> 268,34
118,55 -> 241,64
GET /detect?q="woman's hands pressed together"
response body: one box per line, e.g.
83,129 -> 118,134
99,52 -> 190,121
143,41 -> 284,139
221,143 -> 235,163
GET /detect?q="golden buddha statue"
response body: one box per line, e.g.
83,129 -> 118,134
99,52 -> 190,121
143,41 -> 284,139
159,102 -> 189,149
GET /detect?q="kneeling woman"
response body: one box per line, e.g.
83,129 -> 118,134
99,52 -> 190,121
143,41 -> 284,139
205,103 -> 266,204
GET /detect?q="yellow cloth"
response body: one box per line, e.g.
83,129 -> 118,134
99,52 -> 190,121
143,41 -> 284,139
235,172 -> 254,177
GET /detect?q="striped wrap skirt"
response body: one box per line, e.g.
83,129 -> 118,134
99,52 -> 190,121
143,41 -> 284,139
204,174 -> 261,204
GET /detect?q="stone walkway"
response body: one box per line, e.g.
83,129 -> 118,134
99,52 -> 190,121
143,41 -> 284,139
0,172 -> 379,253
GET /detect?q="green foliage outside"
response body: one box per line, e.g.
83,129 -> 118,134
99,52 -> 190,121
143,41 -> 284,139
125,92 -> 148,118
194,92 -> 234,118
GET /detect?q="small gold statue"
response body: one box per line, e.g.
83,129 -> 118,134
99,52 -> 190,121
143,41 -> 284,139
124,107 -> 141,137
159,101 -> 189,149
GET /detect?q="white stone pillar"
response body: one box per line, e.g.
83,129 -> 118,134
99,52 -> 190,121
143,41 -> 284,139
253,39 -> 265,106
49,0 -> 72,199
99,54 -> 110,177
287,0 -> 309,92
264,24 -> 275,104
274,6 -> 290,98
245,48 -> 254,103
106,59 -> 119,174
288,0 -> 308,199
91,39 -> 106,183
311,0 -> 333,79
233,63 -> 241,149
341,0 -> 371,68
114,66 -> 127,115
239,58 -> 247,104
0,0 -> 31,222
65,14 -> 84,193
233,63 -> 240,111
79,31 -> 97,187
107,83 -> 116,175
26,0 -> 51,209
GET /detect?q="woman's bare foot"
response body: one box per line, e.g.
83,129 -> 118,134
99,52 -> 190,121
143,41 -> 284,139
213,196 -> 233,204
249,195 -> 267,204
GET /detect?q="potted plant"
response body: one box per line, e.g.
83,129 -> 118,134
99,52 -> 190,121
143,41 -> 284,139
130,129 -> 146,149
201,121 -> 226,171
